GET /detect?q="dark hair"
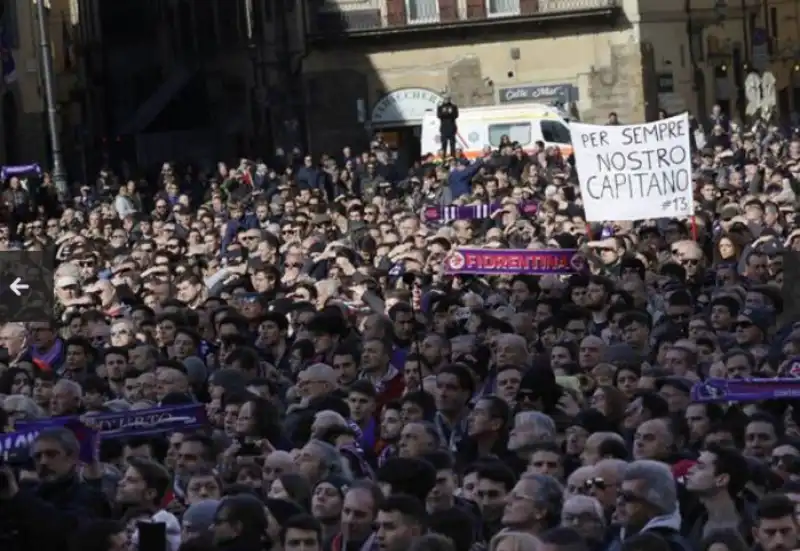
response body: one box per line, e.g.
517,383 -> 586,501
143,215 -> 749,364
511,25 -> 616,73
427,507 -> 476,551
224,347 -> 261,373
181,434 -> 216,462
378,493 -> 427,526
476,463 -> 516,491
348,379 -> 377,399
0,367 -> 32,394
218,494 -> 269,543
748,412 -> 782,437
597,437 -> 629,460
421,450 -> 455,472
276,473 -> 313,511
128,457 -> 171,505
437,364 -> 475,396
756,493 -> 796,522
242,397 -> 285,443
476,395 -> 511,429
279,514 -> 322,545
346,479 -> 384,514
705,444 -> 749,497
401,391 -> 436,420
637,391 -> 669,419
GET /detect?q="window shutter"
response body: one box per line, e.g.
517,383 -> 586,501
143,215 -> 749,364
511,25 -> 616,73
387,0 -> 407,25
439,0 -> 458,22
520,0 -> 539,15
466,0 -> 486,19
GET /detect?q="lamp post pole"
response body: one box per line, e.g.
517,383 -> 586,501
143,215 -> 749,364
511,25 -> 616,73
34,0 -> 68,200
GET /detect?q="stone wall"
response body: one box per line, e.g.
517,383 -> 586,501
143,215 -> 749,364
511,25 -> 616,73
583,38 -> 648,123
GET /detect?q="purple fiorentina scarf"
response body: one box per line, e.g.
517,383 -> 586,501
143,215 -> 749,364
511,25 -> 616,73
691,378 -> 800,402
1,163 -> 41,180
359,418 -> 378,451
423,201 -> 538,222
5,404 -> 208,462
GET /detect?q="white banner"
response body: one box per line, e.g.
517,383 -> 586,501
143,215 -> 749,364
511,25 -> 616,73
571,113 -> 694,222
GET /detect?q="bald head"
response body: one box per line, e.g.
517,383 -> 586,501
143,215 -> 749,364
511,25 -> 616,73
633,418 -> 673,461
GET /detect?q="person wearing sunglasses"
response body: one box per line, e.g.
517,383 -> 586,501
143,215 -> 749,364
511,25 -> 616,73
609,460 -> 690,551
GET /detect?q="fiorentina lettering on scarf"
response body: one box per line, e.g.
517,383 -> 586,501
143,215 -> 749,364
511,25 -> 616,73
0,428 -> 39,460
94,404 -> 207,436
444,248 -> 584,275
14,404 -> 209,455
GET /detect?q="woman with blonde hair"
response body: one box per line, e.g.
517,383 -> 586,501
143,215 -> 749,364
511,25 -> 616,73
489,531 -> 542,551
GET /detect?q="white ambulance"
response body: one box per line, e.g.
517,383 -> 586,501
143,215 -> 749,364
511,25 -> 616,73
419,102 -> 575,159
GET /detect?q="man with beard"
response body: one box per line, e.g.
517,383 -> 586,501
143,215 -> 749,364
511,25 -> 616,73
103,347 -> 129,397
311,476 -> 348,548
752,494 -> 800,551
31,427 -> 110,520
117,457 -> 181,551
606,460 -> 690,551
211,494 -> 269,551
585,276 -> 613,334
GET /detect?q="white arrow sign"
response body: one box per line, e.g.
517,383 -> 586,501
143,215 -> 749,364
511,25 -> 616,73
9,277 -> 29,296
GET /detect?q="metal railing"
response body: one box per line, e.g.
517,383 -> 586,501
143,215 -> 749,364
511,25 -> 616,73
537,0 -> 618,11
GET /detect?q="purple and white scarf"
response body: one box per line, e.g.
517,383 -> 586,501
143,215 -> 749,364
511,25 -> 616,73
423,201 -> 538,222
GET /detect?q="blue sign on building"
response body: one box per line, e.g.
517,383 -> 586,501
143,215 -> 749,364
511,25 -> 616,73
498,84 -> 579,105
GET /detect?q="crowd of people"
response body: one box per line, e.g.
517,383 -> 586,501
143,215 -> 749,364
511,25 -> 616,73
0,103 -> 798,551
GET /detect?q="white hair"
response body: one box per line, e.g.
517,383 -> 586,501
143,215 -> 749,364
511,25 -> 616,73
623,460 -> 677,514
495,333 -> 528,352
307,439 -> 354,480
594,458 -> 628,480
54,379 -> 83,398
3,394 -> 45,419
304,363 -> 338,386
312,410 -> 349,437
489,531 -> 541,551
514,411 -> 556,437
111,318 -> 135,331
562,495 -> 606,524
2,323 -> 26,337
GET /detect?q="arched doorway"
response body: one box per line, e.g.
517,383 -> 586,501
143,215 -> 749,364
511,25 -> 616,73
2,90 -> 18,164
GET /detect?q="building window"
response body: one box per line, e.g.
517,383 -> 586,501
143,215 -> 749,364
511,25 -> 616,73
488,122 -> 531,146
405,0 -> 438,23
486,0 -> 520,17
540,120 -> 571,144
